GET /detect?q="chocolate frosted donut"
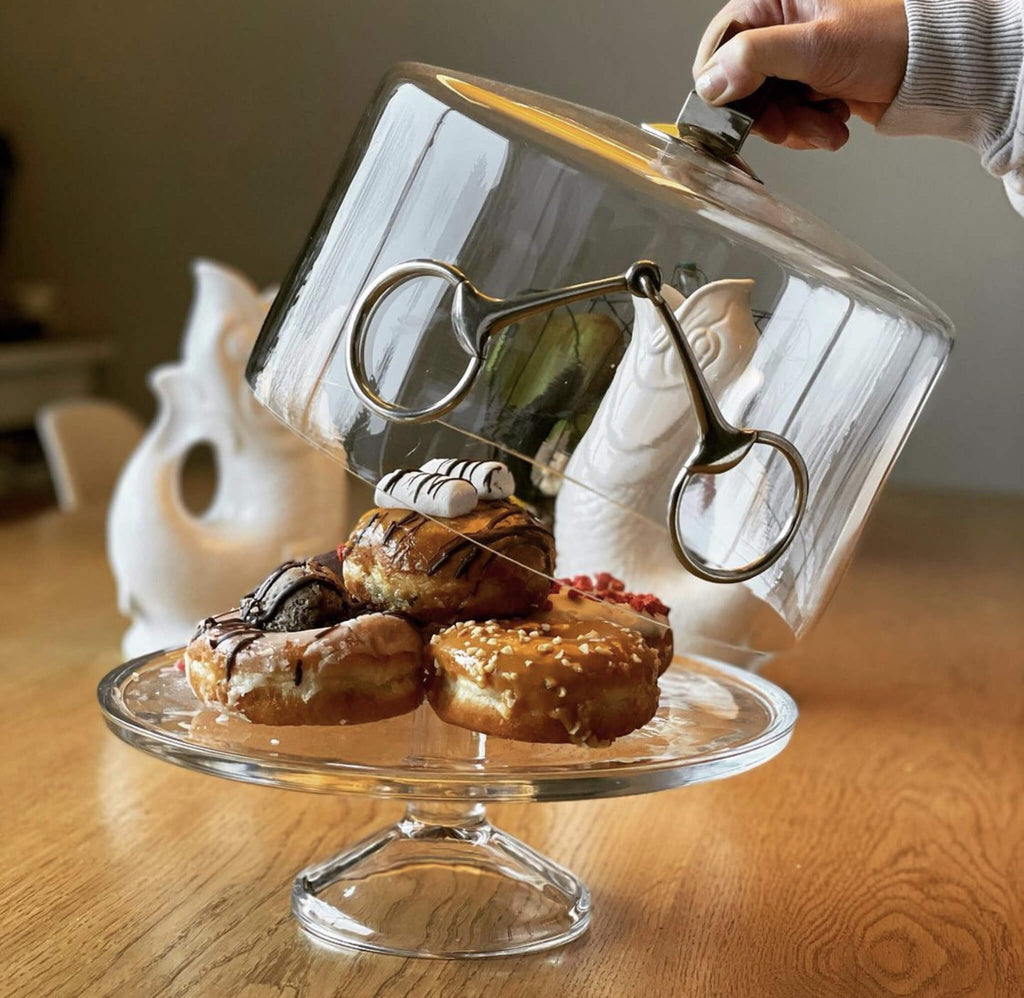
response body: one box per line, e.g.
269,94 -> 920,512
342,499 -> 555,624
239,551 -> 349,633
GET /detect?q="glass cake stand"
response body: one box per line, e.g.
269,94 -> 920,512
98,650 -> 796,959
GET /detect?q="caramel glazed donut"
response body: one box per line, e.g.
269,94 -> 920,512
343,498 -> 555,625
428,615 -> 661,746
185,551 -> 424,725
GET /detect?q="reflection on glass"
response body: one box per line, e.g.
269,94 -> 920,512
247,64 -> 951,670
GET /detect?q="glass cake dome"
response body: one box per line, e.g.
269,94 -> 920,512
246,63 -> 952,670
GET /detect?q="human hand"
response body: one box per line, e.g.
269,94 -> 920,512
692,0 -> 909,150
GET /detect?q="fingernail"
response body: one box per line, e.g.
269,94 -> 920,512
696,66 -> 728,104
809,133 -> 833,150
821,99 -> 851,123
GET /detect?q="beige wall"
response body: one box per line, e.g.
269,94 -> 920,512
1,0 -> 1021,492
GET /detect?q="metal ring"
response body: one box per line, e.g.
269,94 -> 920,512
345,260 -> 482,424
667,429 -> 809,584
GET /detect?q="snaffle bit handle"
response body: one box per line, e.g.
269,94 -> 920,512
344,258 -> 809,583
345,259 -> 639,424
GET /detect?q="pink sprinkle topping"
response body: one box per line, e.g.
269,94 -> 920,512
174,658 -> 185,672
550,573 -> 670,617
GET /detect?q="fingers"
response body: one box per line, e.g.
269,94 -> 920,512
821,99 -> 852,125
753,100 -> 851,150
693,8 -> 746,80
692,3 -> 850,152
692,1 -> 780,79
844,99 -> 890,126
695,22 -> 817,105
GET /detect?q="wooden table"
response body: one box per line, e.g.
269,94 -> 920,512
1,490 -> 1022,997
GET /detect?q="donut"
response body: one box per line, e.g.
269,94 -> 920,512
427,615 -> 660,746
185,609 -> 425,725
544,574 -> 674,674
185,553 -> 424,724
342,499 -> 555,624
238,550 -> 349,632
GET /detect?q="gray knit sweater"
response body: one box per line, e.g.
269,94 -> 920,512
879,0 -> 1024,215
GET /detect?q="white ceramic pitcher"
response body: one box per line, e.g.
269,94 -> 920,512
107,260 -> 348,657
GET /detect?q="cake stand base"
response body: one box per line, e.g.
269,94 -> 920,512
293,802 -> 590,959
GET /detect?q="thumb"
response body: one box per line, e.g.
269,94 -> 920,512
695,24 -> 815,105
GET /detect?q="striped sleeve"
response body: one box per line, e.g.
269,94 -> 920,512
878,0 -> 1024,215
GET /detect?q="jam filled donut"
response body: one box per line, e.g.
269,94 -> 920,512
427,615 -> 661,746
343,499 -> 555,624
185,555 -> 424,725
543,574 -> 674,674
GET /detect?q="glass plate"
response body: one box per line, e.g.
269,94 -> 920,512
98,649 -> 795,802
98,649 -> 796,958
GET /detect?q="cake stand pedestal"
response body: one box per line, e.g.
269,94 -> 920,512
98,651 -> 796,959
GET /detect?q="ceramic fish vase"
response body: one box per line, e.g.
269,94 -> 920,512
555,279 -> 794,668
107,259 -> 347,658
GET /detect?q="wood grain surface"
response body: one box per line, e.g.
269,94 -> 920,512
1,490 -> 1021,997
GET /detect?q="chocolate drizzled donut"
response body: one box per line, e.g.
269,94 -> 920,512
238,551 -> 350,633
185,607 -> 426,725
343,499 -> 555,624
190,615 -> 264,680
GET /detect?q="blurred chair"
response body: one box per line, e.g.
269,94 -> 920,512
35,398 -> 143,512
